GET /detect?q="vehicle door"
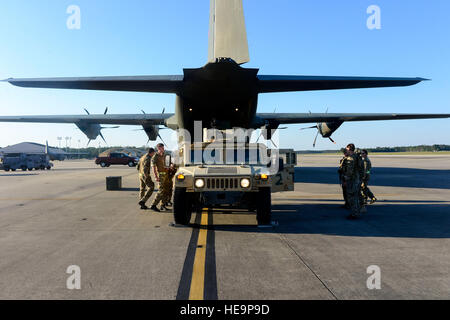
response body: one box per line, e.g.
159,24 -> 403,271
271,151 -> 295,193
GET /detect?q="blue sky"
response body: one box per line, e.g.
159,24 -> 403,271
0,0 -> 449,150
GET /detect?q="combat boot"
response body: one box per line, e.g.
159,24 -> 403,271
370,197 -> 377,204
138,201 -> 148,210
150,205 -> 160,212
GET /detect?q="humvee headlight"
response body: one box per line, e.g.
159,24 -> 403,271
195,178 -> 205,188
177,174 -> 185,181
260,174 -> 269,181
240,178 -> 251,188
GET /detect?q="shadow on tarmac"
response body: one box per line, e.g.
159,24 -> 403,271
212,203 -> 450,239
295,167 -> 450,189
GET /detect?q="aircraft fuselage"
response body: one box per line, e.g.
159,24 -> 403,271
167,58 -> 263,134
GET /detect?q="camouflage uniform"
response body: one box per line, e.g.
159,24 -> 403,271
137,154 -> 154,205
338,156 -> 349,208
151,152 -> 169,208
342,153 -> 362,217
163,165 -> 177,205
361,157 -> 375,203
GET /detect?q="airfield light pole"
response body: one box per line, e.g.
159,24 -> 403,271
65,137 -> 69,152
57,137 -> 62,149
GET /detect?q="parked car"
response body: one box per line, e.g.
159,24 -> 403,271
95,152 -> 139,168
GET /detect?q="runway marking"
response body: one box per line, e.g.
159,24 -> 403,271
189,212 -> 208,300
176,210 -> 218,300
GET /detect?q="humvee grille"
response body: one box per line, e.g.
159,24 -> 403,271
206,177 -> 239,190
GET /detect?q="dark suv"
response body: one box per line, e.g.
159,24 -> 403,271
95,153 -> 139,168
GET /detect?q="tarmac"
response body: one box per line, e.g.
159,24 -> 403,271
0,154 -> 449,300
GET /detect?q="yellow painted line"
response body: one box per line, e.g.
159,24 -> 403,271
189,210 -> 209,300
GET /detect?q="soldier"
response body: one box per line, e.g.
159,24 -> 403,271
137,148 -> 156,210
360,149 -> 377,205
338,148 -> 350,209
150,143 -> 169,212
341,143 -> 362,219
163,163 -> 177,207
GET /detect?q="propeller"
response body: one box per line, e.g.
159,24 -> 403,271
80,107 -> 118,146
300,108 -> 338,147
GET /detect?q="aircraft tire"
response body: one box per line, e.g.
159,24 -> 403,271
173,187 -> 192,225
256,187 -> 271,225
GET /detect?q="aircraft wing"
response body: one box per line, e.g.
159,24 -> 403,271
0,113 -> 173,126
4,76 -> 183,93
257,113 -> 450,125
257,75 -> 428,93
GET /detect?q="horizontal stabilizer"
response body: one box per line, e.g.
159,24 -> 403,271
4,75 -> 183,93
257,75 -> 428,93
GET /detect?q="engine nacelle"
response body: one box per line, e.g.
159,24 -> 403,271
142,125 -> 160,141
317,121 -> 344,138
76,122 -> 101,140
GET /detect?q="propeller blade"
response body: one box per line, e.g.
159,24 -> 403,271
104,107 -> 108,115
84,108 -> 90,115
141,110 -> 146,114
279,127 -> 288,130
313,130 -> 320,148
162,108 -> 165,114
99,132 -> 107,144
157,133 -> 167,146
300,126 -> 317,131
329,137 -> 336,144
270,138 -> 278,148
255,131 -> 262,143
101,126 -> 120,129
87,139 -> 91,146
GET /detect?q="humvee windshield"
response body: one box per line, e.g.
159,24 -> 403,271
188,147 -> 269,165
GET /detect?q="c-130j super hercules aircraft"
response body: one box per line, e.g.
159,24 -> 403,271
1,0 -> 449,144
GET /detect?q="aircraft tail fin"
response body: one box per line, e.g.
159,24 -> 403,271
208,0 -> 250,64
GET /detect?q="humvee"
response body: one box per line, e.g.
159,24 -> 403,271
2,153 -> 53,172
170,141 -> 296,226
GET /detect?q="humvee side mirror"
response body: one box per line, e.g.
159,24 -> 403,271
165,154 -> 172,167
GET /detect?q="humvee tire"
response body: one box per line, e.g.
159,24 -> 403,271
173,187 -> 192,225
100,162 -> 107,168
128,161 -> 135,167
256,187 -> 271,225
21,166 -> 27,171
